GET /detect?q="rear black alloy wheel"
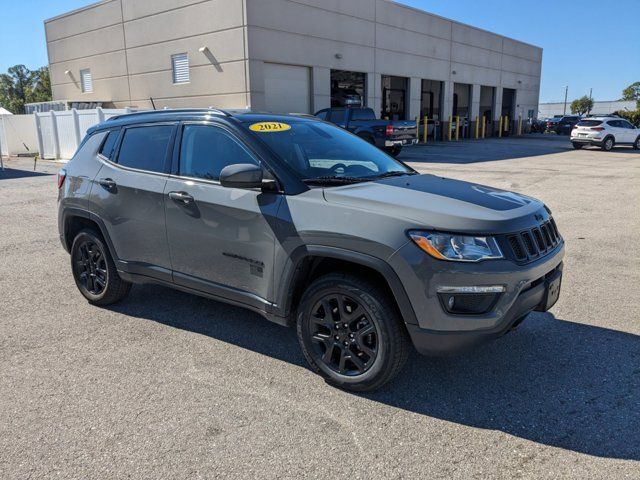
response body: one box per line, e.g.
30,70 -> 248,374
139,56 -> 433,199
71,229 -> 131,305
307,293 -> 378,376
74,240 -> 108,296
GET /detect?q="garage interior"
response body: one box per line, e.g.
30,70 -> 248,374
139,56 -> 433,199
453,82 -> 472,138
381,75 -> 408,120
330,70 -> 366,108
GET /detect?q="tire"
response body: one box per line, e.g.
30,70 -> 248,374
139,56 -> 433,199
296,273 -> 410,392
71,229 -> 131,306
385,146 -> 402,157
601,136 -> 614,151
633,136 -> 640,150
572,142 -> 583,150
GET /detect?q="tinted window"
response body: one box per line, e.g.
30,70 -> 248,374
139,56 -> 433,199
327,109 -> 346,123
117,125 -> 173,172
179,125 -> 258,181
350,108 -> 376,121
621,120 -> 635,129
315,110 -> 328,121
98,129 -> 120,159
608,120 -> 622,128
577,120 -> 602,127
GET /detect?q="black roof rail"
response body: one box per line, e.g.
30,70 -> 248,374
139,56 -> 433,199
106,108 -> 230,122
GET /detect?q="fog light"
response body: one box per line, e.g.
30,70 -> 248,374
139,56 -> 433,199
437,286 -> 504,315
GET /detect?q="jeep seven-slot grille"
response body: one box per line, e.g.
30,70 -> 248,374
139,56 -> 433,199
506,218 -> 562,263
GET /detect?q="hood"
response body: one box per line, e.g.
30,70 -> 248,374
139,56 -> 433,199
323,174 -> 547,234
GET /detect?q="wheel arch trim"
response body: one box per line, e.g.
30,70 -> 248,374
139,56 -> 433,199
274,245 -> 418,325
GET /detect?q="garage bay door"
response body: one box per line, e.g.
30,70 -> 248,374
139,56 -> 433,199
263,63 -> 310,114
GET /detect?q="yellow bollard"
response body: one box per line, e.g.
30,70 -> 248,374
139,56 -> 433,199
482,116 -> 486,139
499,116 -> 503,138
474,116 -> 479,139
455,115 -> 460,141
518,116 -> 522,136
505,115 -> 509,134
415,116 -> 420,142
423,116 -> 428,143
448,118 -> 453,141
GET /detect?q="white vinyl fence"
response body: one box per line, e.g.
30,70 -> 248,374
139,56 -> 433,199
0,114 -> 39,156
35,108 -> 133,160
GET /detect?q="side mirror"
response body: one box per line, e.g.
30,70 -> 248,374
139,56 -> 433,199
219,163 -> 263,189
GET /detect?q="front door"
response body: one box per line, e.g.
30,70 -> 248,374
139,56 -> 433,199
164,123 -> 282,306
91,123 -> 176,280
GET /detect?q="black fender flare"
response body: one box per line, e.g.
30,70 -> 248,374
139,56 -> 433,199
273,245 -> 418,325
61,207 -> 120,264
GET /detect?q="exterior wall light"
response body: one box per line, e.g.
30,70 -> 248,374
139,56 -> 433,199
335,53 -> 343,59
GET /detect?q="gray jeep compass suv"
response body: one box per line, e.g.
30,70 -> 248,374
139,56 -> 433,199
58,109 -> 564,391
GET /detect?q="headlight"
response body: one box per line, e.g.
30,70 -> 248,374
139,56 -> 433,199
408,231 -> 504,262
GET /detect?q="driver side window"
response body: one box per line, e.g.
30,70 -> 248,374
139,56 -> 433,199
179,124 -> 259,181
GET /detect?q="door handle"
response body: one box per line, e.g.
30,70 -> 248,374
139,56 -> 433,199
168,191 -> 194,204
98,178 -> 117,190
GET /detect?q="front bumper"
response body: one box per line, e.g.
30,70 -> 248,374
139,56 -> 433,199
389,240 -> 565,355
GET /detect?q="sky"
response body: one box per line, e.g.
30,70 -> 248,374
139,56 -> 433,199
0,0 -> 638,103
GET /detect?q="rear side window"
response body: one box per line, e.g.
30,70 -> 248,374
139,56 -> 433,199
577,120 -> 602,127
179,124 -> 259,181
607,120 -> 622,128
117,125 -> 174,173
98,129 -> 120,159
328,109 -> 346,123
315,110 -> 328,121
350,108 -> 376,121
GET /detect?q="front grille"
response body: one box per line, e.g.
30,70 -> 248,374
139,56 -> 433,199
505,218 -> 562,263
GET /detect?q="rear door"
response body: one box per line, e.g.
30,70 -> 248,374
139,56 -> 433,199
164,122 -> 282,305
91,123 -> 176,280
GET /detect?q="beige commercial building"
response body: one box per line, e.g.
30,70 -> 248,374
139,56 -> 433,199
45,0 -> 542,136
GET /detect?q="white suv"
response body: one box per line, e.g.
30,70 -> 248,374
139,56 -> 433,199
570,117 -> 640,151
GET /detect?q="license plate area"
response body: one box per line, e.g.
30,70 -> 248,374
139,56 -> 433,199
539,271 -> 562,311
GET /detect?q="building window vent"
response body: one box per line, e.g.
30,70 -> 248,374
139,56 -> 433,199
172,53 -> 190,84
80,69 -> 93,93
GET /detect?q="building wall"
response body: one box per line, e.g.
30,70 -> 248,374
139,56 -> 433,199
245,0 -> 542,120
46,0 -> 542,120
46,0 -> 249,110
538,100 -> 636,118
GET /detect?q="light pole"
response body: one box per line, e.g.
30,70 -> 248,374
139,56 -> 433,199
563,85 -> 568,115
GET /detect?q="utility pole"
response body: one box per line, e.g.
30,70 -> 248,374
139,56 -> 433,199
588,88 -> 593,115
563,86 -> 568,115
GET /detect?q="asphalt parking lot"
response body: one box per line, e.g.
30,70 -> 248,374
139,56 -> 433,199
1,135 -> 639,479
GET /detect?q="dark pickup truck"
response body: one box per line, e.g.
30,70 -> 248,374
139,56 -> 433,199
315,107 -> 417,156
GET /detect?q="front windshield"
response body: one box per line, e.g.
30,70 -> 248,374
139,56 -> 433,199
242,119 -> 413,183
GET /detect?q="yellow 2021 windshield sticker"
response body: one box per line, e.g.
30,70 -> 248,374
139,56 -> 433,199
249,122 -> 291,133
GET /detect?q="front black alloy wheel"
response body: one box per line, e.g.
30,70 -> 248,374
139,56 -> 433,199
307,293 -> 379,376
297,273 -> 410,391
71,229 -> 131,305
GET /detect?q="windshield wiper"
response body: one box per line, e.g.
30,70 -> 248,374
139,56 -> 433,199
302,175 -> 368,185
369,170 -> 417,179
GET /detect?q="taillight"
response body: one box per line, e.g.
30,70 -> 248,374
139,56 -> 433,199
57,169 -> 67,189
591,127 -> 605,131
386,125 -> 394,136
572,125 -> 578,129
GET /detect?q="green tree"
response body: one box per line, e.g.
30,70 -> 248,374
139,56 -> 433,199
0,65 -> 52,114
621,81 -> 640,109
570,96 -> 594,115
